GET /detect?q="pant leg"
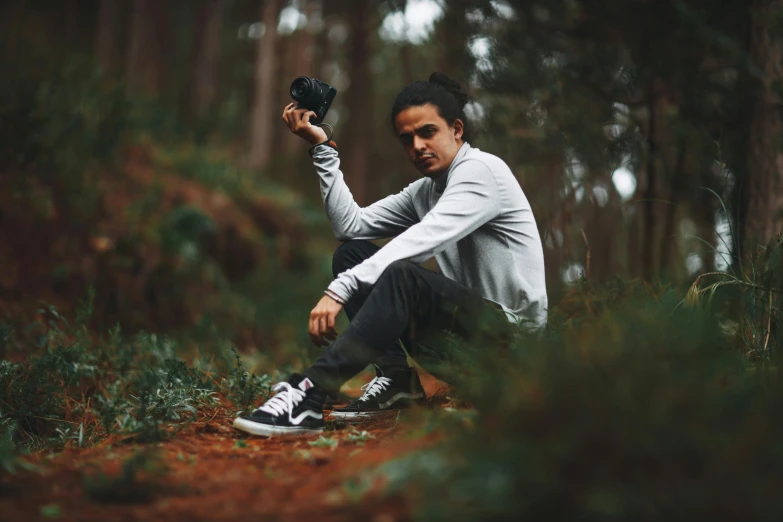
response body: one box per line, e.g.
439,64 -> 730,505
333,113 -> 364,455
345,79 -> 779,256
304,259 -> 511,396
331,240 -> 410,367
332,240 -> 379,320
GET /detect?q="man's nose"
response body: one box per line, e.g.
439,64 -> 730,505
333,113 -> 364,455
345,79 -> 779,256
413,136 -> 426,151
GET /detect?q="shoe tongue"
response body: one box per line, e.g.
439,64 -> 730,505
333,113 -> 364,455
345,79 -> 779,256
373,364 -> 385,377
298,377 -> 315,392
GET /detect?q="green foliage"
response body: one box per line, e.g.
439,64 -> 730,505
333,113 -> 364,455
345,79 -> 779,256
308,435 -> 339,450
684,223 -> 783,359
158,205 -> 217,261
0,419 -> 21,475
0,48 -> 127,218
39,504 -> 61,518
383,286 -> 783,520
223,346 -> 273,415
0,293 -> 272,466
342,427 -> 375,445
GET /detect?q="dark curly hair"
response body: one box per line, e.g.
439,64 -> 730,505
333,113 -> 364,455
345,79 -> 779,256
391,72 -> 475,144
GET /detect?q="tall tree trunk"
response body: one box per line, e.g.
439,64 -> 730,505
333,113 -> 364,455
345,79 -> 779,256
191,0 -> 223,120
126,0 -> 168,96
283,0 -> 320,156
342,2 -> 374,205
250,0 -> 282,169
4,0 -> 28,58
743,0 -> 783,255
95,0 -> 119,72
126,0 -> 146,91
400,44 -> 414,86
659,140 -> 687,278
64,0 -> 77,52
436,0 -> 473,79
641,85 -> 659,281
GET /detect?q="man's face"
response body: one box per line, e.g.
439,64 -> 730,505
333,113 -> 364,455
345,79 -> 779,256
394,104 -> 464,178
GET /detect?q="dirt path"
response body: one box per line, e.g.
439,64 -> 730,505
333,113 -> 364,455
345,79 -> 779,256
0,375 -> 450,522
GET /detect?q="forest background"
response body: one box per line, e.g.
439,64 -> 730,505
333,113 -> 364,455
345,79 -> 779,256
3,0 -> 783,520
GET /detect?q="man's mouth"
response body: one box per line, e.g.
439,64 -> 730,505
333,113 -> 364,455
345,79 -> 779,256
416,155 -> 435,166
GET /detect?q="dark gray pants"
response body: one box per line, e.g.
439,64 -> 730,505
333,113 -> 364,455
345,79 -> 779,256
303,240 -> 511,396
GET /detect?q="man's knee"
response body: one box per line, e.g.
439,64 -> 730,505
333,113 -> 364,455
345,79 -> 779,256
333,240 -> 375,277
378,259 -> 417,283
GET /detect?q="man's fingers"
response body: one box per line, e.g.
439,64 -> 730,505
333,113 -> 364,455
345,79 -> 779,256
309,311 -> 328,347
326,315 -> 338,337
308,297 -> 344,347
300,110 -> 315,123
282,103 -> 294,120
308,313 -> 320,346
318,316 -> 328,338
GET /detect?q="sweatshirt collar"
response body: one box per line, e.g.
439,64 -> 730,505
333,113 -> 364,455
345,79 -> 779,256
433,142 -> 471,193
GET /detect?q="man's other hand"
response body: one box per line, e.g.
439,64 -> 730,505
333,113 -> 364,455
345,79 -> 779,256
309,294 -> 343,347
282,103 -> 328,145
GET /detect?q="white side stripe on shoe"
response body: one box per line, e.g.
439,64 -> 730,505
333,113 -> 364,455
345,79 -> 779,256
289,410 -> 324,424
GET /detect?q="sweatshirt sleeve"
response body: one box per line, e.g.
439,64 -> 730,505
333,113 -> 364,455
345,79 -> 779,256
312,145 -> 422,241
326,159 -> 501,302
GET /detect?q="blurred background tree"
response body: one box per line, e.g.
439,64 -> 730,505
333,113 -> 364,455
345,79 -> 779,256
1,0 -> 782,361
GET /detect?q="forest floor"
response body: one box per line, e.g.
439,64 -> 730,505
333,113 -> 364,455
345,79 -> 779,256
0,373 -> 452,522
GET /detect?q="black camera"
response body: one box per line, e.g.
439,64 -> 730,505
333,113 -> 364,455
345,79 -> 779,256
289,76 -> 337,125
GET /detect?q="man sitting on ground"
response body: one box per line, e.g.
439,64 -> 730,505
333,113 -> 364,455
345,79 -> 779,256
233,73 -> 547,436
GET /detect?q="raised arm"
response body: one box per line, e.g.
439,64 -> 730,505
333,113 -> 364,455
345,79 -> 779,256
311,145 -> 422,240
282,103 -> 420,241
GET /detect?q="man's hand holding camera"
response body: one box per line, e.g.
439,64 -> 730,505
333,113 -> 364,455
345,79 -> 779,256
283,75 -> 336,146
281,103 -> 327,144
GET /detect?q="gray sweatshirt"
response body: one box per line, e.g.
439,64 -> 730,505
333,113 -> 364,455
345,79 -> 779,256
314,141 -> 548,328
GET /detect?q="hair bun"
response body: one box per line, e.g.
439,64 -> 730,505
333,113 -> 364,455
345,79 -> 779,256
428,72 -> 471,107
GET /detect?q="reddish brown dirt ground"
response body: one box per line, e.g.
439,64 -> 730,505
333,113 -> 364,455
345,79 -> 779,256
0,374 -> 452,522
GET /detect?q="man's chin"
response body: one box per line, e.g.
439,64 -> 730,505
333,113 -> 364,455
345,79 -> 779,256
416,163 -> 442,178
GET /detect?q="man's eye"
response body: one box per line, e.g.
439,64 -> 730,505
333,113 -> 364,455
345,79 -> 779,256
422,128 -> 435,137
401,136 -> 412,145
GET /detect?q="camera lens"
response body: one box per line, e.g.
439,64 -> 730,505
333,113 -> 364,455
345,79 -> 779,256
290,77 -> 312,102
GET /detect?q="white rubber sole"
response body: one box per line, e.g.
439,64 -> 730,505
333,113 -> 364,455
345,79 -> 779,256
330,392 -> 426,421
329,410 -> 386,420
232,417 -> 324,437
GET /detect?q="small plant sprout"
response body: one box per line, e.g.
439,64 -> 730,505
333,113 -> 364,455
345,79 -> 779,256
308,435 -> 339,450
343,427 -> 375,445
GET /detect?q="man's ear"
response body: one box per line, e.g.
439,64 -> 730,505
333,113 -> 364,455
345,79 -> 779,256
452,118 -> 465,141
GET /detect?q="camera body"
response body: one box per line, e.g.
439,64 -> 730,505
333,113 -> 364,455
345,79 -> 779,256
289,76 -> 337,125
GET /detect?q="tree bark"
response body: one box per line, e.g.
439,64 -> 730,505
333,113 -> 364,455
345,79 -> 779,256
436,0 -> 473,78
126,0 -> 146,90
250,0 -> 283,169
191,0 -> 223,120
126,0 -> 169,96
283,0 -> 320,156
659,139 -> 687,278
342,1 -> 374,205
641,80 -> 661,281
64,0 -> 77,52
94,0 -> 119,72
743,0 -> 783,254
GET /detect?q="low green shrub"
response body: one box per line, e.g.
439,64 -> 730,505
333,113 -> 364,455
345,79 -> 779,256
383,283 -> 783,520
0,294 -> 272,465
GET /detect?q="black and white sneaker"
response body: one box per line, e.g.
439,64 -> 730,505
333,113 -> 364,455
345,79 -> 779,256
232,375 -> 326,436
330,365 -> 426,420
